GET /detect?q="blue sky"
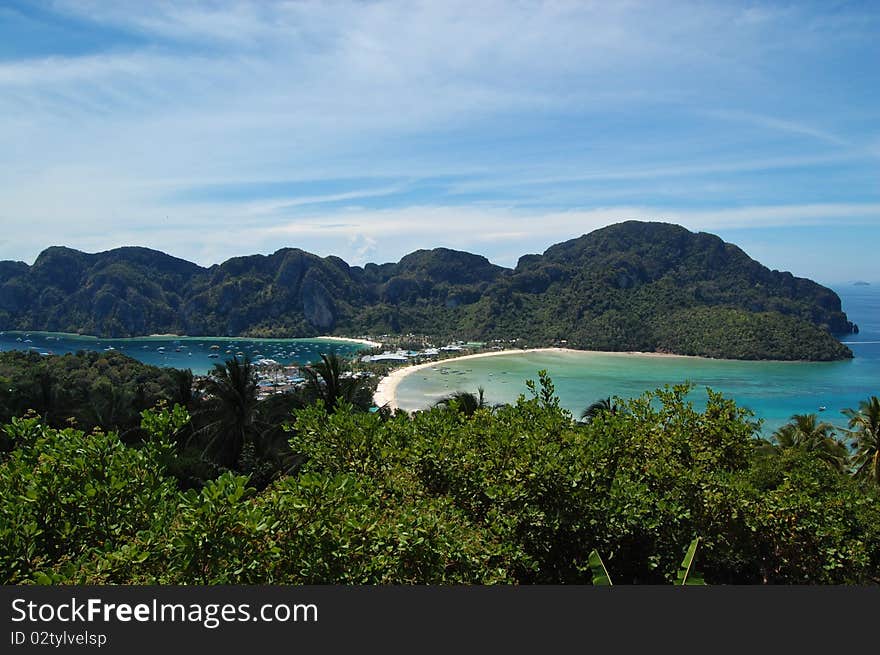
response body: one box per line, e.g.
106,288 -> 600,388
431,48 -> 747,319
1,1 -> 878,283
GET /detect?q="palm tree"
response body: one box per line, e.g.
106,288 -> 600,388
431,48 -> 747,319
36,370 -> 59,424
772,413 -> 849,472
194,356 -> 260,468
303,352 -> 364,412
435,387 -> 490,417
842,396 -> 880,484
168,368 -> 196,410
580,396 -> 620,422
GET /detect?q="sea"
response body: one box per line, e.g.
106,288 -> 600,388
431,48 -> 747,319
0,332 -> 367,375
395,284 -> 880,434
1,285 -> 878,433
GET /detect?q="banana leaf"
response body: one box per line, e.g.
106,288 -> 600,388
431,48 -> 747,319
675,538 -> 706,585
588,549 -> 613,586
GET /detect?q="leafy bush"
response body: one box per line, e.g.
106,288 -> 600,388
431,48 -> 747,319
1,376 -> 878,585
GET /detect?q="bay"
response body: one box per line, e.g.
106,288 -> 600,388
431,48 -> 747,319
0,332 -> 367,375
395,285 -> 880,434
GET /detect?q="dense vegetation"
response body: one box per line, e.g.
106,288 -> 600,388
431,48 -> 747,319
0,222 -> 855,360
0,350 -> 187,439
2,359 -> 878,585
0,350 -> 372,490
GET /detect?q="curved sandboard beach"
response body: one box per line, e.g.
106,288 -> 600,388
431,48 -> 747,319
372,347 -> 693,410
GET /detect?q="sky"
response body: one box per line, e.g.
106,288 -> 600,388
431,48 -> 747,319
1,0 -> 878,284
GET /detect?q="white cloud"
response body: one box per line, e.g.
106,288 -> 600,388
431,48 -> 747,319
0,1 -> 877,282
705,109 -> 849,147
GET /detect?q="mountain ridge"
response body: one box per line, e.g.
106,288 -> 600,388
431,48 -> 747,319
0,221 -> 856,360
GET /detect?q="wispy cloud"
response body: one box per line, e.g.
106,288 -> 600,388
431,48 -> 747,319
0,1 -> 878,282
705,109 -> 850,147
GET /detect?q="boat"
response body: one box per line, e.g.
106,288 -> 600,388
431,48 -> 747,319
208,353 -> 219,358
818,406 -> 827,412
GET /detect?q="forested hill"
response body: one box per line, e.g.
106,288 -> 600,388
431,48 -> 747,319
0,221 -> 856,361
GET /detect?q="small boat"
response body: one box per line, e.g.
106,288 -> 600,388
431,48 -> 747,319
208,353 -> 219,358
818,406 -> 827,412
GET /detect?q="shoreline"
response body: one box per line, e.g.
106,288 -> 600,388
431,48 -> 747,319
372,347 -> 715,410
314,335 -> 383,348
1,329 -> 381,347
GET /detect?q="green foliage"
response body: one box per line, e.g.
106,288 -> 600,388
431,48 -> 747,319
0,350 -> 188,436
581,396 -> 620,422
0,415 -> 178,584
193,356 -> 260,468
588,550 -> 612,586
843,396 -> 880,484
588,538 -> 706,585
302,352 -> 371,412
2,376 -> 879,585
435,387 -> 492,417
771,414 -> 850,472
675,538 -> 706,585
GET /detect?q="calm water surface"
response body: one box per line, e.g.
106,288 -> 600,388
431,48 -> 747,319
396,285 -> 880,433
0,332 -> 366,375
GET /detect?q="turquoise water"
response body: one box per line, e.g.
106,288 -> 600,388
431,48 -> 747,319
0,332 -> 367,375
396,285 -> 880,434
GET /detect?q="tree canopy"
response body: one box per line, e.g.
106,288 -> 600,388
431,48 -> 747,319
3,374 -> 879,585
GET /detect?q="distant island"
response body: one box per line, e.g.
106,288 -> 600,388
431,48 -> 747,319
854,281 -> 871,286
0,221 -> 856,361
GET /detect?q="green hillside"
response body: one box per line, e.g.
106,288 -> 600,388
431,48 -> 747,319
0,222 -> 855,360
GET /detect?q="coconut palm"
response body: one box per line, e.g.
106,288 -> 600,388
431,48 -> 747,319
580,396 -> 620,422
435,387 -> 490,417
303,352 -> 365,412
194,356 -> 260,468
772,413 -> 849,472
842,396 -> 880,484
168,368 -> 197,410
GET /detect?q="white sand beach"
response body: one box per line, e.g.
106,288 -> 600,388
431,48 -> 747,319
372,347 -> 712,410
316,335 -> 383,348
